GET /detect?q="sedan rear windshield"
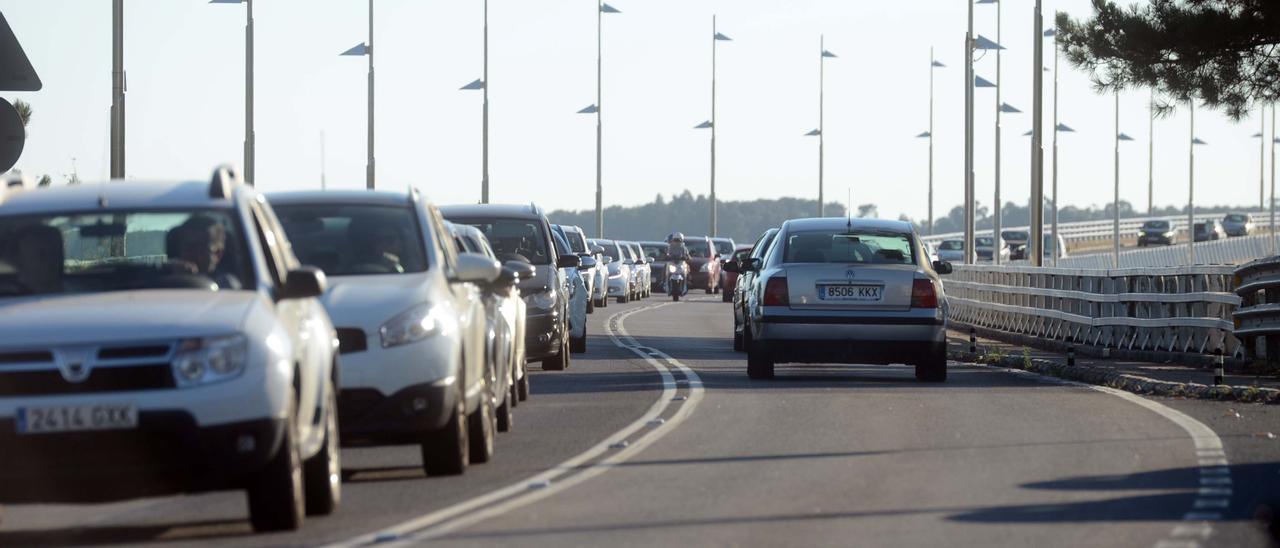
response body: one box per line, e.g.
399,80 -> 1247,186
1225,214 -> 1247,222
782,230 -> 915,265
641,243 -> 667,259
0,209 -> 253,297
450,217 -> 551,265
938,240 -> 963,250
1143,221 -> 1170,229
275,204 -> 428,276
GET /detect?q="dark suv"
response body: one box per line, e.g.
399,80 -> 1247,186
1137,219 -> 1176,246
441,204 -> 579,371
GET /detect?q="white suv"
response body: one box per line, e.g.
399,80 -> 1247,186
0,167 -> 341,532
270,191 -> 501,476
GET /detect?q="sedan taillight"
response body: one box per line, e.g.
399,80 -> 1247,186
763,276 -> 789,306
911,279 -> 938,308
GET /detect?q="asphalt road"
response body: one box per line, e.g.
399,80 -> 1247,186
2,294 -> 1277,547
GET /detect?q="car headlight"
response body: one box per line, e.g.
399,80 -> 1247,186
380,303 -> 449,348
524,289 -> 557,310
700,262 -> 713,272
667,264 -> 677,273
172,334 -> 248,387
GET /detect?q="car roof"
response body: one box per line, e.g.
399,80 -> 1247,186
639,240 -> 666,246
0,179 -> 244,215
782,217 -> 915,234
266,189 -> 415,207
439,203 -> 542,219
710,237 -> 733,242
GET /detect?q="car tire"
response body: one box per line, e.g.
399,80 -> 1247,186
722,288 -> 732,302
733,329 -> 743,352
303,378 -> 341,517
570,332 -> 587,354
746,337 -> 774,380
586,298 -> 594,314
247,391 -> 305,532
915,350 -> 948,383
599,296 -> 608,308
495,390 -> 513,433
619,292 -> 629,304
421,380 -> 468,477
468,389 -> 495,464
508,377 -> 519,408
541,326 -> 570,371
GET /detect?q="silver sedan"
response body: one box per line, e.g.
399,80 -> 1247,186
740,218 -> 951,382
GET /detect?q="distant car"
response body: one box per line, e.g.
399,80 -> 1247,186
1194,219 -> 1227,242
625,241 -> 652,299
1222,213 -> 1254,237
557,225 -> 600,313
740,218 -> 950,382
936,239 -> 965,262
1002,230 -> 1030,259
640,240 -> 669,292
0,170 -> 341,532
550,226 -> 592,353
732,228 -> 780,351
442,204 -> 578,371
617,240 -> 645,301
590,238 -> 634,304
686,235 -> 722,294
721,245 -> 753,302
1138,219 -> 1176,246
1041,233 -> 1069,260
974,236 -> 1009,262
712,237 -> 736,294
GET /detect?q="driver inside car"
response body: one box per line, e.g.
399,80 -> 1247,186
10,224 -> 65,295
166,215 -> 241,289
348,217 -> 405,274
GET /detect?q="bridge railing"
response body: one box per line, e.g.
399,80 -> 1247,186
945,264 -> 1242,358
1011,233 -> 1276,269
922,211 -> 1276,250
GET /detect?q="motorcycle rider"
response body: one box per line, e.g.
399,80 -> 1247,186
666,232 -> 691,262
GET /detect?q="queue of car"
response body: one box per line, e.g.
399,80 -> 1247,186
0,168 -> 654,534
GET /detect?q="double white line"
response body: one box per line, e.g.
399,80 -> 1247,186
326,302 -> 705,547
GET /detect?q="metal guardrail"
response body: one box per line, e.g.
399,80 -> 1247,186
1014,233 -> 1278,269
1233,257 -> 1280,363
922,210 -> 1274,249
945,264 -> 1242,358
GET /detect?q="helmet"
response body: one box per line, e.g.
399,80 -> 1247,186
668,232 -> 685,243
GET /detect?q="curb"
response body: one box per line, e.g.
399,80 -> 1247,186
949,346 -> 1280,405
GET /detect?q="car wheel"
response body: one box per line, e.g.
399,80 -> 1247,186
722,288 -> 732,302
915,350 -> 948,383
508,376 -> 519,408
619,292 -> 629,304
468,388 -> 495,464
541,329 -> 570,371
733,329 -> 743,352
586,297 -> 595,314
303,377 -> 341,516
421,379 -> 468,476
518,360 -> 530,401
247,391 -> 305,532
746,334 -> 774,380
495,389 -> 513,433
570,332 -> 587,354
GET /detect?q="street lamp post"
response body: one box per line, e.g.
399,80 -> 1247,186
1187,102 -> 1208,264
461,0 -> 490,203
577,2 -> 621,237
964,0 -> 975,264
1030,0 -> 1045,265
111,0 -> 125,179
977,0 -> 1003,264
1114,92 -> 1135,268
1148,89 -> 1155,216
815,37 -> 837,218
921,51 -> 945,235
340,0 -> 375,189
696,18 -> 737,238
1044,26 -> 1062,265
210,0 -> 254,185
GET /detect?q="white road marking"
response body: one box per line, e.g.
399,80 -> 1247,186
323,302 -> 705,547
975,364 -> 1230,547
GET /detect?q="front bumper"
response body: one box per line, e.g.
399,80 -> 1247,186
0,413 -> 285,503
1138,234 -> 1174,245
607,277 -> 629,296
690,272 -> 715,289
525,310 -> 564,359
338,378 -> 456,446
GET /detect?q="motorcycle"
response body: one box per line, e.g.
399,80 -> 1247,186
668,259 -> 689,302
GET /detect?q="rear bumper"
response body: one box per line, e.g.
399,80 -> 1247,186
754,338 -> 945,365
0,413 -> 285,503
338,378 -> 455,446
754,310 -> 945,364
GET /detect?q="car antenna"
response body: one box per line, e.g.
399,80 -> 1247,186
846,187 -> 852,232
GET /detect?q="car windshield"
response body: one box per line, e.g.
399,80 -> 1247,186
687,239 -> 712,258
449,217 -> 551,265
550,229 -> 572,258
975,237 -> 995,247
1001,230 -> 1028,241
939,240 -> 963,250
782,230 -> 915,265
0,209 -> 253,297
713,240 -> 734,255
641,243 -> 667,259
1143,220 -> 1170,229
274,204 -> 428,276
1225,214 -> 1247,222
564,229 -> 589,254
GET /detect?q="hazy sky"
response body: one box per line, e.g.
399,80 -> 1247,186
3,0 -> 1273,224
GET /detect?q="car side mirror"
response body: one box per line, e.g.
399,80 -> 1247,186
932,260 -> 953,275
601,255 -> 613,264
280,267 -> 327,300
556,254 -> 581,269
503,260 -> 536,281
722,260 -> 740,273
578,256 -> 597,270
744,258 -> 762,272
453,253 -> 501,284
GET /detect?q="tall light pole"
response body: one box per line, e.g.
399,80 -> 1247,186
813,37 -> 837,218
1255,109 -> 1266,211
1030,0 -> 1045,265
977,0 -> 1004,264
1114,92 -> 1135,268
340,0 -> 375,189
1188,102 -> 1208,264
210,0 -> 254,185
1271,105 -> 1277,253
1148,89 -> 1155,215
578,2 -> 621,237
461,0 -> 489,203
110,0 -> 125,179
1043,26 -> 1062,265
694,17 -> 732,237
964,0 -> 976,264
918,51 -> 945,235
